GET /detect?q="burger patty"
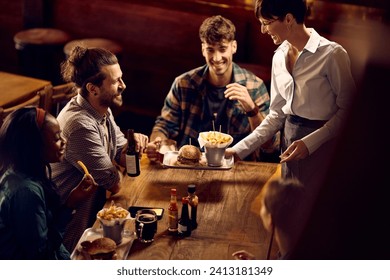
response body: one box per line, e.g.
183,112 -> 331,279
176,145 -> 201,165
177,155 -> 200,165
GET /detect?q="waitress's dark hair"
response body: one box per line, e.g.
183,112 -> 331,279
255,0 -> 308,24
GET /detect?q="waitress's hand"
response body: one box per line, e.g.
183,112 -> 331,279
225,148 -> 241,162
65,174 -> 98,209
280,140 -> 309,163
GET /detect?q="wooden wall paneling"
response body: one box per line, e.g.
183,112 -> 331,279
0,0 -> 24,73
2,0 -> 388,135
49,0 -> 267,133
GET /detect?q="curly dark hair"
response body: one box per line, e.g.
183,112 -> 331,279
199,15 -> 236,44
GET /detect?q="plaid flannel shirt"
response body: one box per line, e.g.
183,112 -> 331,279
152,63 -> 271,151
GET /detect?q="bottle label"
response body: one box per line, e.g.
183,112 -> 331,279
126,154 -> 137,174
168,210 -> 178,231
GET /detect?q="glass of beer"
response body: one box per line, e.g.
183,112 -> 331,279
135,209 -> 158,243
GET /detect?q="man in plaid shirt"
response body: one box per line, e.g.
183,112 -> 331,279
147,15 -> 279,162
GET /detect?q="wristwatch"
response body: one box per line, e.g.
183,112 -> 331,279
246,106 -> 259,117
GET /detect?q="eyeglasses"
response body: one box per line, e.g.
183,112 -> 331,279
259,19 -> 278,27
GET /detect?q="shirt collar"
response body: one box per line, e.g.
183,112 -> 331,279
304,28 -> 321,53
76,94 -> 111,124
275,28 -> 322,54
231,62 -> 247,85
275,40 -> 290,54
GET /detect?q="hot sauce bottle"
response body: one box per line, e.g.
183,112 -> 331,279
168,188 -> 178,233
178,197 -> 191,237
187,184 -> 198,230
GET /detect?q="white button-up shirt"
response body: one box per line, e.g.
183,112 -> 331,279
234,28 -> 356,159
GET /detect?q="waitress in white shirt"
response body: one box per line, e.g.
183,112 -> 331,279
226,0 -> 355,219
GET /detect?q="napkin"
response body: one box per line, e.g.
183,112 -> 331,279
198,131 -> 233,149
97,204 -> 131,226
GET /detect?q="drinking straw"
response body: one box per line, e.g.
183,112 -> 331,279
219,125 -> 221,133
189,138 -> 192,145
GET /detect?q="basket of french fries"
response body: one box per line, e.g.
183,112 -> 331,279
97,201 -> 131,227
198,131 -> 233,149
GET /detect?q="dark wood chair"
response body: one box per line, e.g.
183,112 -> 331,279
0,93 -> 41,127
40,82 -> 77,116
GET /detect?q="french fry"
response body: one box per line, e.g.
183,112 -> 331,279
97,202 -> 129,220
201,131 -> 231,144
77,160 -> 89,175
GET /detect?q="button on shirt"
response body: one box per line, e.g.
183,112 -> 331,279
101,114 -> 110,153
233,28 -> 356,159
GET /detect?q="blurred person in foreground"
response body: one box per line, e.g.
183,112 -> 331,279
233,178 -> 305,260
0,107 -> 97,259
146,15 -> 279,162
50,46 -> 148,252
226,0 -> 355,210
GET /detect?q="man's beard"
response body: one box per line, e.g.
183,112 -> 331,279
100,92 -> 123,108
211,60 -> 230,76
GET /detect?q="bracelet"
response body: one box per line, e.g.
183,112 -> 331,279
246,106 -> 259,117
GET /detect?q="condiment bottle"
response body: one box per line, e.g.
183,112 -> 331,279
178,197 -> 191,237
126,129 -> 140,177
168,188 -> 178,233
187,184 -> 198,230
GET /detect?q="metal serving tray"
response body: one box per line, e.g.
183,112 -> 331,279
70,227 -> 135,260
162,151 -> 234,170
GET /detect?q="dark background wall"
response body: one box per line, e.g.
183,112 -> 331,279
1,0 -> 388,135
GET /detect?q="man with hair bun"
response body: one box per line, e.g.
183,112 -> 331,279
51,46 -> 148,252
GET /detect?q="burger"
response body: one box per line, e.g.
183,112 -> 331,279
177,145 -> 201,165
81,237 -> 117,260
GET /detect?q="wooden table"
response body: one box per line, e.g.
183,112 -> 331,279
0,71 -> 51,108
98,155 -> 281,260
